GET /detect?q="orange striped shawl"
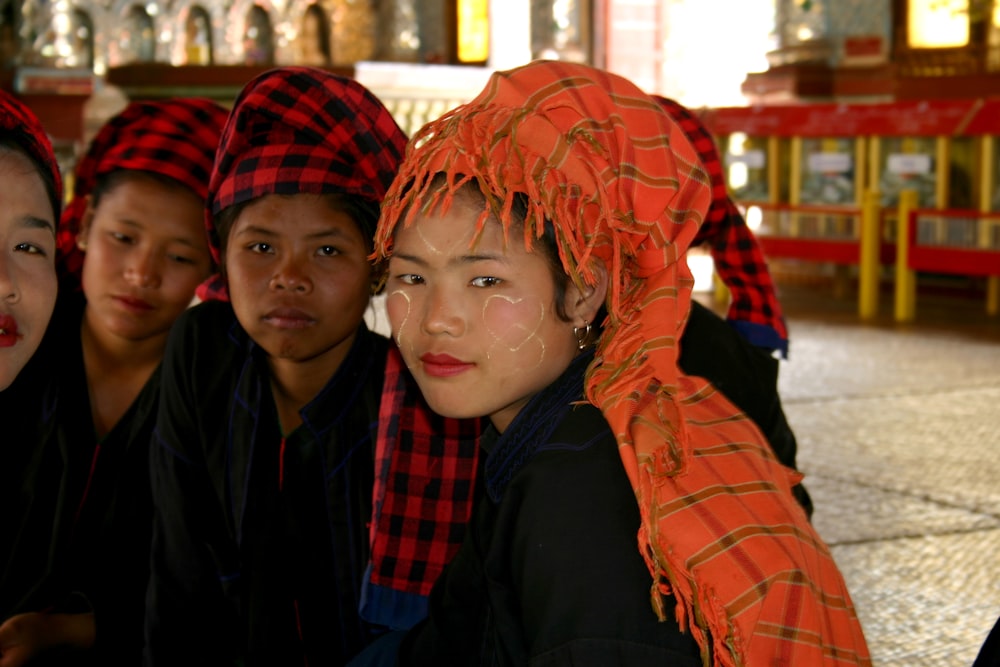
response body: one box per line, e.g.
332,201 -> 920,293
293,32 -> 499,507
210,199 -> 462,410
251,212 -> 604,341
374,60 -> 871,667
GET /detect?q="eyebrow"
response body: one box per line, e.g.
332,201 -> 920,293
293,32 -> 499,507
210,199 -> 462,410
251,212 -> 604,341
234,224 -> 352,241
392,251 -> 511,267
117,218 -> 202,250
20,215 -> 55,236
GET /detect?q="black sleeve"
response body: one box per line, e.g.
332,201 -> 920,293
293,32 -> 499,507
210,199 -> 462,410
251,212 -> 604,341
143,304 -> 244,666
973,613 -> 1000,667
85,372 -> 161,664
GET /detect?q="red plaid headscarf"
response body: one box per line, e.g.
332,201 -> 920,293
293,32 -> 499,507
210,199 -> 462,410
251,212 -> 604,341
376,61 -> 870,666
0,90 -> 63,220
57,98 -> 227,286
655,96 -> 788,356
197,67 -> 407,300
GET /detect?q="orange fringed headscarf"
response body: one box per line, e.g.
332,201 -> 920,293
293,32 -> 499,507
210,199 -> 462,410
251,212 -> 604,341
375,61 -> 870,667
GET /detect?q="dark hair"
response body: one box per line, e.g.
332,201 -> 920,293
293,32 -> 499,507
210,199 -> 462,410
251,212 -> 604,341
508,189 -> 606,331
213,192 -> 379,280
0,134 -> 60,223
507,191 -> 575,323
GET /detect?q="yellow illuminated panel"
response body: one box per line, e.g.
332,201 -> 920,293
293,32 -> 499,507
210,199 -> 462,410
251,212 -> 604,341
458,0 -> 489,63
908,0 -> 969,48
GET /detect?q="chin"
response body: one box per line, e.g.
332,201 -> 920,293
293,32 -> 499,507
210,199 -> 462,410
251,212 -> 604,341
420,392 -> 486,422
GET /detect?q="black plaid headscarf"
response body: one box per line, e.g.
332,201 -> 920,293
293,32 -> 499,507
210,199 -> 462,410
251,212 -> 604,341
0,90 -> 63,220
57,98 -> 227,285
206,66 -> 407,267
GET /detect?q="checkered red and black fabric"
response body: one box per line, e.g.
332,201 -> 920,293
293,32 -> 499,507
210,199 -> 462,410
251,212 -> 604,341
57,98 -> 227,284
207,66 -> 407,264
655,96 -> 789,356
0,90 -> 63,219
369,346 -> 481,598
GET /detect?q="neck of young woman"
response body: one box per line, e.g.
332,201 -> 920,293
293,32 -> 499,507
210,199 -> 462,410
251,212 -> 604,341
80,313 -> 166,437
267,344 -> 352,436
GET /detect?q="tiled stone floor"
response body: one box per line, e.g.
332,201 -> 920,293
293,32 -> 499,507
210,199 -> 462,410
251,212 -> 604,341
757,283 -> 1000,667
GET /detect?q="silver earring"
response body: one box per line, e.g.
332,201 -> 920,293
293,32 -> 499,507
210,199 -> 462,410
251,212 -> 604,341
77,238 -> 87,251
573,321 -> 591,350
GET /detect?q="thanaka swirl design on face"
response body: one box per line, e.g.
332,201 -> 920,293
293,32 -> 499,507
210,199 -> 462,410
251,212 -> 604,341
482,294 -> 546,368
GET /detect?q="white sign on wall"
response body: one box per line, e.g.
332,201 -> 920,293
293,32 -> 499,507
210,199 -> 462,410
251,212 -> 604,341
808,152 -> 852,173
887,153 -> 932,175
727,149 -> 766,169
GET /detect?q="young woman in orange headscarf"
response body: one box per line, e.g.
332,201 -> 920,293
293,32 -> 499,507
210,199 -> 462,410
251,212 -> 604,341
354,60 -> 871,666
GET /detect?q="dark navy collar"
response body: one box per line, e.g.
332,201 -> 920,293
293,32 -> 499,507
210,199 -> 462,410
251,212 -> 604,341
483,350 -> 593,503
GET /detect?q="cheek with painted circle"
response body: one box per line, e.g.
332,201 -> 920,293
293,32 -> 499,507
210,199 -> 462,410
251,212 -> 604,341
385,289 -> 414,351
482,294 -> 547,369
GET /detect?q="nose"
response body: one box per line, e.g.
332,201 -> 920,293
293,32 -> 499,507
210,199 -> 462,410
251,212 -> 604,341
0,253 -> 18,303
125,247 -> 161,289
420,284 -> 463,337
269,253 -> 312,294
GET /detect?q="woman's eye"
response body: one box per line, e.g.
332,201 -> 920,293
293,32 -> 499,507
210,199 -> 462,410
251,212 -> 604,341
249,242 -> 273,254
471,276 -> 502,288
394,274 -> 423,286
14,242 -> 47,256
168,254 -> 196,265
111,231 -> 133,244
317,245 -> 339,257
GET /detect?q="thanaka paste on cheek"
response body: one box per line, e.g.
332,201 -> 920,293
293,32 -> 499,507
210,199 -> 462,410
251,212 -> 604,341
482,294 -> 546,369
386,288 -> 413,354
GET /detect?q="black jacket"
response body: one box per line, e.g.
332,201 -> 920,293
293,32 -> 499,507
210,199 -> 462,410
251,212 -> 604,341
144,300 -> 386,666
0,291 -> 156,665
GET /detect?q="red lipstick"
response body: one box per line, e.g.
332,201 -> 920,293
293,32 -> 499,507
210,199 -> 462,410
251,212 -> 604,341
420,352 -> 474,378
0,314 -> 20,347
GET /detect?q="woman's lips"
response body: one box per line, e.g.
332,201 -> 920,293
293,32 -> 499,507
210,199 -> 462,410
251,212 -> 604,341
113,295 -> 154,313
420,352 -> 474,378
263,307 -> 316,329
0,314 -> 19,347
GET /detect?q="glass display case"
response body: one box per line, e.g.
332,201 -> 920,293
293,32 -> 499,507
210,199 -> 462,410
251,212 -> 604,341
26,3 -> 94,69
878,136 -> 937,208
243,5 -> 274,65
297,4 -> 331,66
799,137 -> 857,206
531,0 -> 590,62
184,6 -> 212,65
116,4 -> 155,65
725,132 -> 772,203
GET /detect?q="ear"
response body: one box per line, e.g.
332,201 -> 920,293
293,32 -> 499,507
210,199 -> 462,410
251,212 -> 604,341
76,195 -> 95,249
564,258 -> 608,327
